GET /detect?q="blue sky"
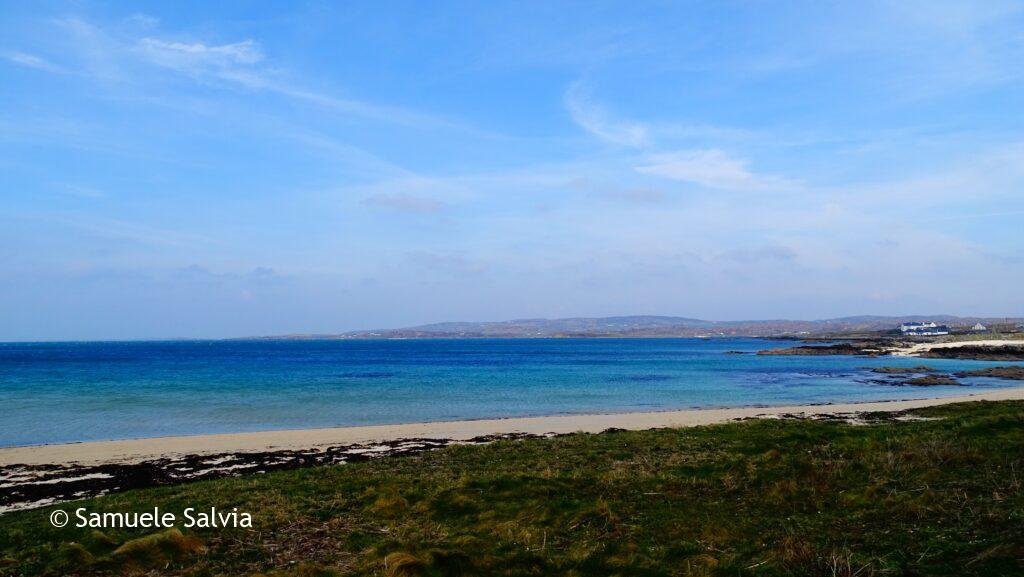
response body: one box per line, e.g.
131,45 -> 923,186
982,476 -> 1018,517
2,1 -> 1024,340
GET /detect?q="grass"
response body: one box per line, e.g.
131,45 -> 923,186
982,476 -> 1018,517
932,332 -> 1024,343
1,401 -> 1023,576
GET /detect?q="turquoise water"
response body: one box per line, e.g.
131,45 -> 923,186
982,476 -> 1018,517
0,338 -> 1019,447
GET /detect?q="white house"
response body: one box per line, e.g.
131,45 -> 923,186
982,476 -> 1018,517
972,323 -> 987,332
900,321 -> 950,336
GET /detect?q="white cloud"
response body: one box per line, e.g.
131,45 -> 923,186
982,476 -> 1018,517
832,141 -> 1024,208
52,17 -> 121,80
25,17 -> 484,136
3,51 -> 63,73
134,35 -> 476,133
634,149 -> 795,191
138,38 -> 263,71
564,82 -> 648,147
125,14 -> 160,29
888,0 -> 1021,37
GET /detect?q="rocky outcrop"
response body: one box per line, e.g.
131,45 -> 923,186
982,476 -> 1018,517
758,341 -> 898,357
901,375 -> 962,387
955,366 -> 1024,380
919,345 -> 1024,361
871,366 -> 938,374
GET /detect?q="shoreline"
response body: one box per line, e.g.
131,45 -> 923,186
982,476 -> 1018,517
4,387 -> 1023,467
891,338 -> 1024,356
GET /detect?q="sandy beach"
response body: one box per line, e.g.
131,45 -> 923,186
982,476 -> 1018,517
892,339 -> 1024,356
4,387 -> 1023,467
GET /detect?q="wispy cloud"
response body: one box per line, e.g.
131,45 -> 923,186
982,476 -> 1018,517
174,264 -> 286,286
635,149 -> 796,192
831,141 -> 1024,207
54,183 -> 106,199
600,186 -> 668,204
888,0 -> 1022,38
33,17 -> 483,134
716,244 -> 797,263
51,16 -> 122,80
15,211 -> 213,249
404,250 -> 487,276
135,36 -> 486,133
2,51 -> 64,73
138,38 -> 263,70
361,193 -> 447,214
5,3 -> 1024,337
125,13 -> 160,29
573,178 -> 669,205
564,82 -> 648,147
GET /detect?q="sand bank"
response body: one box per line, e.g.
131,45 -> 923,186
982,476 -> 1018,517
3,388 -> 1023,467
892,339 -> 1024,356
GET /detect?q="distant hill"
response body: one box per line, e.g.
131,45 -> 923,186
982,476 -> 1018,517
241,315 -> 1024,339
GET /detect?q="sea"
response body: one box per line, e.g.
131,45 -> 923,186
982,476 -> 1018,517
1,338 -> 1020,447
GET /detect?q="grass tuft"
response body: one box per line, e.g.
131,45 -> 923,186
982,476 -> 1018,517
107,528 -> 205,571
48,542 -> 94,573
383,551 -> 426,576
368,493 -> 409,518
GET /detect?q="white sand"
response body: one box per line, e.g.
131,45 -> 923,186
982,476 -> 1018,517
3,387 -> 1022,467
892,339 -> 1024,356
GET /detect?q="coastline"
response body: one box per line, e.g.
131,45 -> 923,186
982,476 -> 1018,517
4,387 -> 1023,467
890,338 -> 1024,356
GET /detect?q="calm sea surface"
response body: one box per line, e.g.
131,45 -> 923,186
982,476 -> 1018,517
1,338 -> 1020,447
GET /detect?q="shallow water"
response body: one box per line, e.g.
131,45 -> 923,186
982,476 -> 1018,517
0,338 -> 1019,447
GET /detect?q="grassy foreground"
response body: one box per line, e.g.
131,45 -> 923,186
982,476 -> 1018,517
1,401 -> 1023,577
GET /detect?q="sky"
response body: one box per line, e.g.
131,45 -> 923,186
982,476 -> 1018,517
2,1 -> 1024,340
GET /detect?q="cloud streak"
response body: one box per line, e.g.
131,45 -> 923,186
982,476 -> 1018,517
2,51 -> 65,73
138,38 -> 263,70
635,149 -> 797,192
564,82 -> 649,147
26,17 -> 483,134
134,36 -> 486,133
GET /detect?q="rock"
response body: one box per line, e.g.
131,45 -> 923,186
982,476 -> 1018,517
870,366 -> 938,374
759,342 -> 891,357
919,345 -> 1024,361
954,366 -> 1024,380
900,375 -> 962,387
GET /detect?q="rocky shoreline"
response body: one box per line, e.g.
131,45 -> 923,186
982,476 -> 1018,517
920,345 -> 1024,361
761,340 -> 1024,360
860,364 -> 1024,388
0,433 -> 550,514
757,341 -> 902,357
955,366 -> 1024,380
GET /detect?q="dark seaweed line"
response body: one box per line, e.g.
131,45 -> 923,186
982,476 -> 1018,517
0,433 -> 548,513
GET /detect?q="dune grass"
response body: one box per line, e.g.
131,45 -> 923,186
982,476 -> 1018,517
1,400 -> 1023,576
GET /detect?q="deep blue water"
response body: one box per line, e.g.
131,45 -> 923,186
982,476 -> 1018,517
1,338 -> 1020,447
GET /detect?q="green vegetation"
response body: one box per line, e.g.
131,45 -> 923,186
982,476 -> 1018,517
2,401 -> 1023,576
931,332 -> 1024,344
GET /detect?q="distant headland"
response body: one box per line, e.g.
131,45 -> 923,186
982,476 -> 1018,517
238,315 -> 1024,340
